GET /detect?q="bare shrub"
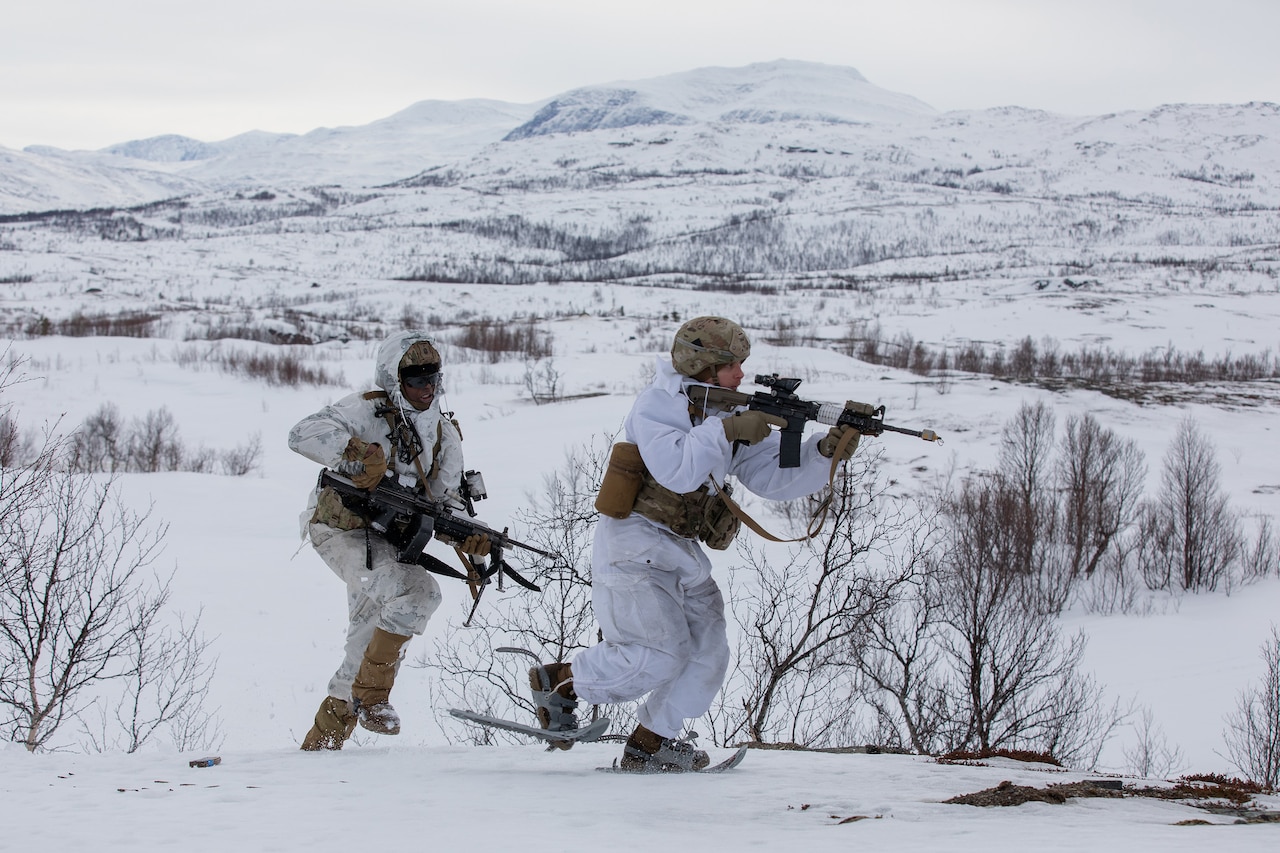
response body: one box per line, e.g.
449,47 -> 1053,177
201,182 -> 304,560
1057,413 -> 1146,582
1240,516 -> 1280,582
933,474 -> 1126,766
81,604 -> 221,755
68,403 -> 260,476
0,457 -> 173,750
1152,416 -> 1242,591
841,328 -> 1278,393
417,438 -> 617,745
220,348 -> 342,386
850,572 -> 955,754
1123,706 -> 1186,779
25,311 -> 162,339
714,451 -> 933,747
523,358 -> 561,404
452,318 -> 553,364
127,408 -> 185,473
70,403 -> 127,472
174,342 -> 345,386
0,410 -> 35,467
1076,536 -> 1150,615
220,433 -> 263,476
1222,626 -> 1280,788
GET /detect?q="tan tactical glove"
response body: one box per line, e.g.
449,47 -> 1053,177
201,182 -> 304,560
818,426 -> 861,460
458,533 -> 492,557
344,438 -> 388,489
722,411 -> 787,445
818,401 -> 876,461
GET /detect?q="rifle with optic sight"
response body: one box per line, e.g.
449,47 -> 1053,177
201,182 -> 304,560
687,373 -> 942,468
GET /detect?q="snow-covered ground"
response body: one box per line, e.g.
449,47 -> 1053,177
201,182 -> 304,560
10,742 -> 1277,853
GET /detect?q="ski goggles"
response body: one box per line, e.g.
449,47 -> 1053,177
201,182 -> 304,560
400,366 -> 441,389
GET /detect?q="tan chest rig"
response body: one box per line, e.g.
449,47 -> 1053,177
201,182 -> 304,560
594,402 -> 740,550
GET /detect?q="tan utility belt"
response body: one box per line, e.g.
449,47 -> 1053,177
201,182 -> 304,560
595,429 -> 854,547
594,442 -> 739,550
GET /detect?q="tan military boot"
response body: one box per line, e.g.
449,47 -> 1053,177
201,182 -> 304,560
528,660 -> 577,751
351,627 -> 411,735
300,696 -> 357,751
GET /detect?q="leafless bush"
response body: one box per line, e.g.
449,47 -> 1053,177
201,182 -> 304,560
417,437 -> 621,745
219,433 -> 263,476
1123,706 -> 1186,779
1148,416 -> 1242,591
843,329 -> 1279,396
1057,413 -> 1146,582
173,342 -> 346,386
523,358 -> 562,404
0,457 -> 170,750
1240,516 -> 1280,582
25,311 -> 163,339
713,450 -> 935,747
0,410 -> 35,467
69,403 -> 127,471
1075,537 -> 1151,615
80,603 -> 221,755
451,318 -> 553,364
929,474 -> 1127,767
1222,626 -> 1280,788
851,572 -> 955,754
68,403 -> 261,476
217,347 -> 343,386
127,408 -> 185,473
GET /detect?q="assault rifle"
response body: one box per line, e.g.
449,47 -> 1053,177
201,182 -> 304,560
688,374 -> 942,468
318,469 -> 550,624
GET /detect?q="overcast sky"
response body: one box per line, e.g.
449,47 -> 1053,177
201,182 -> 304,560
3,0 -> 1278,151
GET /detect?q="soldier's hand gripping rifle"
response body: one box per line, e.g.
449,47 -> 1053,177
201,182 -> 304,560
688,373 -> 943,468
318,469 -> 551,623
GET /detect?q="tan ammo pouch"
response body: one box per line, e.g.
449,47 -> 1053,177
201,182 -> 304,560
310,486 -> 368,531
595,442 -> 646,519
632,471 -> 741,551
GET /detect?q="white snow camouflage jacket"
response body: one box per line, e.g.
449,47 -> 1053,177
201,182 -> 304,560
288,331 -> 464,524
626,357 -> 832,512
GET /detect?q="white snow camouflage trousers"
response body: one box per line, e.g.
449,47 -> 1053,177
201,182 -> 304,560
308,522 -> 442,700
570,514 -> 729,740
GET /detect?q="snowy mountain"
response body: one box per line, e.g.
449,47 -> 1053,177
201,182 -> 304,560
100,134 -> 228,162
2,58 -> 1276,220
505,59 -> 937,139
0,59 -> 952,211
1,98 -> 542,211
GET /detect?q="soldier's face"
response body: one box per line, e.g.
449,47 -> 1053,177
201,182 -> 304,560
714,360 -> 744,390
401,379 -> 437,410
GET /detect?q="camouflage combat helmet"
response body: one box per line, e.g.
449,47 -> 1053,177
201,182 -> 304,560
400,339 -> 441,374
671,316 -> 750,379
